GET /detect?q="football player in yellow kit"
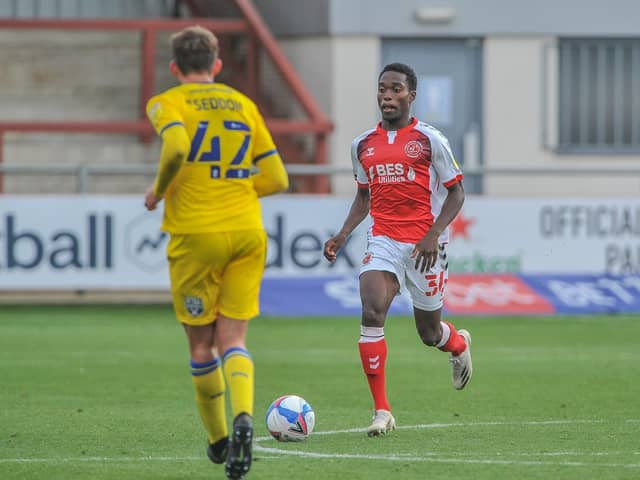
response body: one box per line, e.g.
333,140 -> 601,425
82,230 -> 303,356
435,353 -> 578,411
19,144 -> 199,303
144,25 -> 288,480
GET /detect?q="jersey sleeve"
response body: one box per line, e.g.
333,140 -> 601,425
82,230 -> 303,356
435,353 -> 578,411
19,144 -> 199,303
250,104 -> 279,163
252,154 -> 289,197
152,126 -> 190,197
351,138 -> 369,187
146,94 -> 185,137
430,132 -> 463,187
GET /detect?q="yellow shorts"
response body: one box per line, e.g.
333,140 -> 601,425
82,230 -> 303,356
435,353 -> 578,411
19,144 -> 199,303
167,229 -> 267,325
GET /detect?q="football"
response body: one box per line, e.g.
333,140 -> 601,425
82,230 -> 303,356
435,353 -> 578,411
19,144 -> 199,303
265,395 -> 315,442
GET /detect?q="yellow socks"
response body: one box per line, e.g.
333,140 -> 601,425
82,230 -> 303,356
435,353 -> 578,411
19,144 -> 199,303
190,358 -> 227,444
222,348 -> 254,418
190,348 -> 254,444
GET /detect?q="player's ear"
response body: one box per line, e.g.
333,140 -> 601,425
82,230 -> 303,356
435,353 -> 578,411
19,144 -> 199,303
169,59 -> 180,77
212,57 -> 223,76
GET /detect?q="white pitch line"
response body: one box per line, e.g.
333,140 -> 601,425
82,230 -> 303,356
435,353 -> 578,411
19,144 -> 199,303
253,418 -> 640,469
253,418 -> 610,442
0,456 -> 201,464
252,446 -> 640,469
2,419 -> 639,468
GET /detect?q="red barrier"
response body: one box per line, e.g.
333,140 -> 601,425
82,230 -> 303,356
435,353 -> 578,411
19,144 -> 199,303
0,12 -> 333,193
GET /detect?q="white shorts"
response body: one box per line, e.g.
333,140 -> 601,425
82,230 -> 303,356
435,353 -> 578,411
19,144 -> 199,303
360,234 -> 448,311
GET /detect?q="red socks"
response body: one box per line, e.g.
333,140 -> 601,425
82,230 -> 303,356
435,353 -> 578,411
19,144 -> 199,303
358,339 -> 390,411
438,321 -> 467,356
358,321 -> 465,412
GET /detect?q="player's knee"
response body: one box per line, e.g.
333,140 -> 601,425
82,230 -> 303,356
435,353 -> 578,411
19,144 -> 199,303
191,344 -> 214,363
361,307 -> 385,328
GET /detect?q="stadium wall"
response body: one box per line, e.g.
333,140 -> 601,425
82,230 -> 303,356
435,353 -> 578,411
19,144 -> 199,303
0,29 -> 175,194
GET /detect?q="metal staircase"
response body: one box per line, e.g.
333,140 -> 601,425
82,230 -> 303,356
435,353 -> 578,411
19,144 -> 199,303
174,0 -> 334,193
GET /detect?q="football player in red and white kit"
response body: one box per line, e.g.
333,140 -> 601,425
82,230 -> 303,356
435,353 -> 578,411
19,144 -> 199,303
324,63 -> 472,437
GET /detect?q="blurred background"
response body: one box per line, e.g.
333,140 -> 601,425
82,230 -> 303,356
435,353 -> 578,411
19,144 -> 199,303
0,0 -> 639,314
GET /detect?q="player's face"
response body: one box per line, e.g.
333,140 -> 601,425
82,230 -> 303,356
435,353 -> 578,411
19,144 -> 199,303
377,71 -> 416,124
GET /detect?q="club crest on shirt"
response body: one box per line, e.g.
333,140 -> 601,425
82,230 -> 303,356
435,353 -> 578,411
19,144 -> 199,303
362,252 -> 374,265
404,140 -> 424,158
148,101 -> 163,128
184,296 -> 204,317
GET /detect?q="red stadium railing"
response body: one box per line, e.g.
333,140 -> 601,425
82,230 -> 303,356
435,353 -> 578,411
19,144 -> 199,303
0,6 -> 333,193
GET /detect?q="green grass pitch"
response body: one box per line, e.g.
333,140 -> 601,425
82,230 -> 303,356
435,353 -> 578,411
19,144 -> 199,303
1,305 -> 639,479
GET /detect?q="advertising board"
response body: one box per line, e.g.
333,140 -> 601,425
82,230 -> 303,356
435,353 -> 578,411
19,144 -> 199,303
1,196 -> 638,315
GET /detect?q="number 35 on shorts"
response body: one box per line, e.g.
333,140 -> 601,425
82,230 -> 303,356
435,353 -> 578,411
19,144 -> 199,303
424,271 -> 447,297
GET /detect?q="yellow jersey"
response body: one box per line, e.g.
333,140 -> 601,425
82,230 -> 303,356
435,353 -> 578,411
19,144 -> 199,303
146,82 -> 278,234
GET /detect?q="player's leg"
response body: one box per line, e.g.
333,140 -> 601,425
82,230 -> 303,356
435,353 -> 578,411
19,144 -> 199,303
215,229 -> 266,479
215,230 -> 265,420
406,243 -> 472,390
183,324 -> 229,463
413,307 -> 472,389
216,316 -> 252,479
359,269 -> 400,436
168,233 -> 229,463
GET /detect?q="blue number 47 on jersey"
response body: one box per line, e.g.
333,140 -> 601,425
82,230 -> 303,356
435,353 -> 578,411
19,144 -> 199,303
188,120 -> 251,179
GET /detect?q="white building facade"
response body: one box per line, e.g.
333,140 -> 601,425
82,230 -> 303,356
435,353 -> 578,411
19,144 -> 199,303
255,0 -> 640,196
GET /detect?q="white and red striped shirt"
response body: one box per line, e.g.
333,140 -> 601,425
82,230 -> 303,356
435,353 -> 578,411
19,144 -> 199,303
351,117 -> 463,244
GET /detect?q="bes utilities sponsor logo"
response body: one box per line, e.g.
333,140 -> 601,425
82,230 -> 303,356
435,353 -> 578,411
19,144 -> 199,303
368,163 -> 415,184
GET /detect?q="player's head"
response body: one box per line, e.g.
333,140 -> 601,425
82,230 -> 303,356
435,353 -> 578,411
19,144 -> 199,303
169,26 -> 222,79
377,63 -> 417,123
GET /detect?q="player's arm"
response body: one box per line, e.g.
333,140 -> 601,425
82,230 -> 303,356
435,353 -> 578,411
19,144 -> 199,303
429,133 -> 465,237
144,125 -> 189,211
413,180 -> 464,273
323,185 -> 370,263
249,105 -> 289,197
431,181 -> 465,238
144,96 -> 188,210
337,186 -> 371,238
339,135 -> 373,236
413,133 -> 465,272
252,152 -> 289,197
324,137 -> 371,262
153,125 -> 190,197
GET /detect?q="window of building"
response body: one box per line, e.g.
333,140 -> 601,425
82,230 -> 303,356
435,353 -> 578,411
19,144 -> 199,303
558,38 -> 640,153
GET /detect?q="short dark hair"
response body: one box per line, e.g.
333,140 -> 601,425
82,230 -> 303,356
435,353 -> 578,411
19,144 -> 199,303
378,63 -> 417,91
170,25 -> 218,74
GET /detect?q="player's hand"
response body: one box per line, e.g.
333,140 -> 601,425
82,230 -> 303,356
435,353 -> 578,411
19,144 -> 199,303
323,233 -> 347,263
144,185 -> 162,211
412,232 -> 439,273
